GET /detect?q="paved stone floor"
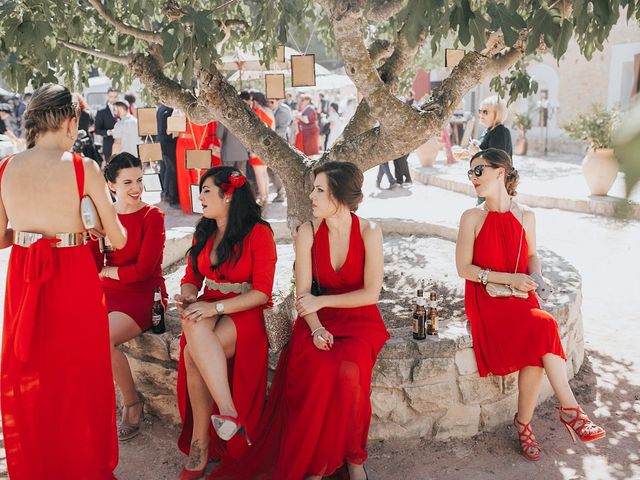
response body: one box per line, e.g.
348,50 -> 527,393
0,153 -> 638,479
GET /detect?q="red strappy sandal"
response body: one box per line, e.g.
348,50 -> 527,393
557,406 -> 606,443
513,414 -> 541,461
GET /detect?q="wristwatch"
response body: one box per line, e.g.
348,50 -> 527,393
215,302 -> 225,315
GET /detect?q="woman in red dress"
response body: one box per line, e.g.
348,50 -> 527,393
90,152 -> 167,441
0,84 -> 126,478
249,92 -> 274,206
175,117 -> 221,214
456,148 -> 606,461
211,161 -> 389,480
293,94 -> 320,156
174,166 -> 277,479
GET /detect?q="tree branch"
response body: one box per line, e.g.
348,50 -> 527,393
87,0 -> 163,45
59,40 -> 131,65
367,39 -> 393,65
378,20 -> 426,91
366,0 -> 405,22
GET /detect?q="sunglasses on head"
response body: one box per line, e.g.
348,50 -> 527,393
478,109 -> 489,115
467,164 -> 497,179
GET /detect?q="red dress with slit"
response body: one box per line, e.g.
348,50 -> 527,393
177,222 -> 277,462
211,213 -> 390,480
176,119 -> 221,214
464,210 -> 566,377
0,154 -> 118,479
90,204 -> 167,331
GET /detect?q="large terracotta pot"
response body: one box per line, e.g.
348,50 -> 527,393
582,148 -> 619,196
415,137 -> 441,167
514,130 -> 528,156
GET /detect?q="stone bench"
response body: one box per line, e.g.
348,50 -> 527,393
122,223 -> 583,440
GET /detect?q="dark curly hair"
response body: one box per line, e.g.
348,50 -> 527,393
187,166 -> 272,275
103,152 -> 142,184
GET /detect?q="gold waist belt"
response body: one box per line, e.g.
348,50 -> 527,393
204,279 -> 252,294
14,231 -> 87,248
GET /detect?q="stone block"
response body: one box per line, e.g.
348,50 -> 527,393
412,357 -> 455,385
169,336 -> 182,362
163,226 -> 194,269
501,372 -> 518,395
434,404 -> 480,440
458,375 -> 502,405
404,382 -> 457,414
455,348 -> 478,376
414,337 -> 456,358
378,337 -> 415,359
480,395 -> 517,430
372,358 -> 414,387
144,392 -> 180,424
124,332 -> 171,362
370,416 -> 435,440
129,357 -> 178,395
370,388 -> 404,420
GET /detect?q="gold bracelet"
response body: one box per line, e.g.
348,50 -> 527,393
310,326 -> 326,337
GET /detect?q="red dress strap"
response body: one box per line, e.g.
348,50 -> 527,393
71,153 -> 85,199
0,154 -> 16,186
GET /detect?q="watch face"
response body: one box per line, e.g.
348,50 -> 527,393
216,303 -> 224,314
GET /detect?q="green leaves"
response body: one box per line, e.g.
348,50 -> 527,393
487,2 -> 526,47
489,60 -> 539,104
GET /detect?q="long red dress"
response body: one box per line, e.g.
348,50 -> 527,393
211,213 -> 390,480
0,154 -> 118,479
464,210 -> 566,377
298,105 -> 320,155
91,204 -> 167,330
177,222 -> 277,461
176,119 -> 221,214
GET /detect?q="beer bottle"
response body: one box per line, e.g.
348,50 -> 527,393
412,282 -> 427,340
99,236 -> 114,254
427,292 -> 438,336
151,287 -> 166,334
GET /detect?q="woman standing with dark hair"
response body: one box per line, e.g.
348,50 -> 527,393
174,166 -> 277,479
211,161 -> 389,480
0,83 -> 126,478
248,92 -> 274,206
90,152 -> 167,441
456,148 -> 605,462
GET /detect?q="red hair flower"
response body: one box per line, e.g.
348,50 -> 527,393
221,172 -> 246,197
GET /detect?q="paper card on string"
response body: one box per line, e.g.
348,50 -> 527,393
186,149 -> 212,170
143,173 -> 162,192
167,116 -> 186,133
190,184 -> 203,214
445,49 -> 465,68
276,46 -> 285,63
291,54 -> 316,87
137,107 -> 158,136
138,142 -> 163,163
265,74 -> 286,100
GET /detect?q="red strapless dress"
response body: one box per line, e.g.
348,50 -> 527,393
464,211 -> 566,377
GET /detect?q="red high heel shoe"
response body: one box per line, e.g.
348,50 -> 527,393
178,466 -> 206,480
513,414 -> 541,461
557,406 -> 606,443
211,414 -> 251,445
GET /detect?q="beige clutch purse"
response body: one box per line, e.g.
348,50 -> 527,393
80,195 -> 103,231
486,282 -> 529,299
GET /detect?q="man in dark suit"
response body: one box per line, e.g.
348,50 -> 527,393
94,88 -> 119,161
156,104 -> 179,207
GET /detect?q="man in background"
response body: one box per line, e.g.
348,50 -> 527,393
95,88 -> 119,161
110,100 -> 141,156
156,103 -> 179,207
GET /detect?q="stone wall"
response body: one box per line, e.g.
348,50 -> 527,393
122,223 -> 584,440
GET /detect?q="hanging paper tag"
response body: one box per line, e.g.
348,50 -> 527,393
143,173 -> 162,192
138,142 -> 163,163
137,107 -> 158,136
276,46 -> 286,63
291,54 -> 316,87
190,184 -> 203,214
185,149 -> 212,170
167,116 -> 187,133
445,49 -> 465,68
265,73 -> 286,100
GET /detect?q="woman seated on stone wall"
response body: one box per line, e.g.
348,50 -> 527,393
90,152 -> 167,442
455,148 -> 606,461
210,161 -> 390,480
174,166 -> 277,479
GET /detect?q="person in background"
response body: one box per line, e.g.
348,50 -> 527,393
325,102 -> 344,150
268,98 -> 290,203
469,95 -> 513,157
95,87 -> 119,161
456,148 -> 605,462
124,92 -> 137,117
293,94 -> 320,156
91,152 -> 167,442
376,161 -> 399,190
0,103 -> 19,143
110,100 -> 141,157
248,92 -> 274,206
72,92 -> 101,165
157,103 -> 179,207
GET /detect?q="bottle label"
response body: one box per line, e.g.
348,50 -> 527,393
416,297 -> 426,306
152,313 -> 161,327
413,318 -> 418,333
428,300 -> 437,308
154,292 -> 162,301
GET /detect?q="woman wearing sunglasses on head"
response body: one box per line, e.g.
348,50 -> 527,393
468,95 -> 512,157
174,166 -> 277,479
455,148 -> 605,462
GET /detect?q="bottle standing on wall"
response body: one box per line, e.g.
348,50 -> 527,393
151,287 -> 166,334
427,291 -> 438,336
412,281 -> 427,340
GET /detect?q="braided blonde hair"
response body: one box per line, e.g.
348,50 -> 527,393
23,84 -> 79,149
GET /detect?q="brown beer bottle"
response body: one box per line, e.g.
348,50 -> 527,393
151,287 -> 166,334
427,291 -> 438,336
99,236 -> 114,254
412,282 -> 427,340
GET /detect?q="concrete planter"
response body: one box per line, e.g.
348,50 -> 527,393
415,138 -> 441,167
582,148 -> 619,196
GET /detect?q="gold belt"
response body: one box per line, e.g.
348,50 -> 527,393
14,231 -> 87,248
204,279 -> 252,294
178,133 -> 193,139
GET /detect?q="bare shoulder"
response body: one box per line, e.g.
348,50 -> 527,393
460,206 -> 485,225
513,201 -> 535,223
295,220 -> 315,246
358,216 -> 382,241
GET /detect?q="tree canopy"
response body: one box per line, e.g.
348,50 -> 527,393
2,0 -> 639,223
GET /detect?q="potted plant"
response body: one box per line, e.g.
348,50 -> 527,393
562,104 -> 620,196
512,112 -> 532,156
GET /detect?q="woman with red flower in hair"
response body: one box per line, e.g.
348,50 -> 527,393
173,166 -> 277,479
